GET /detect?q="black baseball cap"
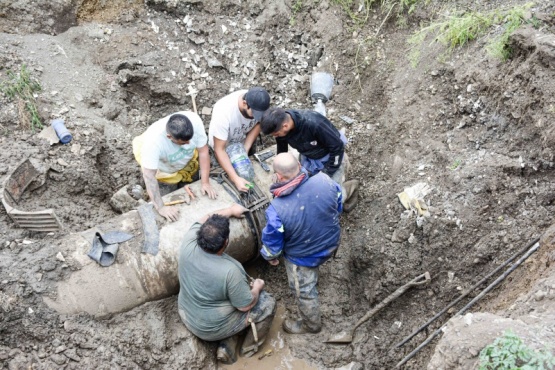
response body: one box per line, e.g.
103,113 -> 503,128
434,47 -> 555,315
245,87 -> 270,122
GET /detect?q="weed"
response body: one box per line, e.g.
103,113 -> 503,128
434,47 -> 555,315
1,64 -> 43,131
449,158 -> 462,170
290,0 -> 303,24
479,330 -> 555,370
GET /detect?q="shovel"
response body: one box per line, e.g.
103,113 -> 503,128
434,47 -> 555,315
325,271 -> 431,344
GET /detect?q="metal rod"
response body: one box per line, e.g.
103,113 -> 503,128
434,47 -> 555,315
395,240 -> 540,369
394,237 -> 540,349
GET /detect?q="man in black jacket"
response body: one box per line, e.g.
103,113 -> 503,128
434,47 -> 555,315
260,107 -> 359,211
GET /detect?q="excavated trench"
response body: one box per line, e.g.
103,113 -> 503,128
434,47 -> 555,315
2,1 -> 555,369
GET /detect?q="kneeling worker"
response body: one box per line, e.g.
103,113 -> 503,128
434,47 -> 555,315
177,203 -> 276,364
132,112 -> 217,222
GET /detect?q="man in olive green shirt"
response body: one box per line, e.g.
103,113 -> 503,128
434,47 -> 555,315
177,204 -> 276,364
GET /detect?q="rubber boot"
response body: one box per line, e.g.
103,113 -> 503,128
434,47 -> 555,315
240,313 -> 275,357
216,334 -> 239,364
343,179 -> 360,213
282,318 -> 322,334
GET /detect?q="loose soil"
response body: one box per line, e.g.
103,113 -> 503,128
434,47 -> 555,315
1,0 -> 555,369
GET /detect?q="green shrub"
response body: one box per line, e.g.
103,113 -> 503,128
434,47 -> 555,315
479,330 -> 555,370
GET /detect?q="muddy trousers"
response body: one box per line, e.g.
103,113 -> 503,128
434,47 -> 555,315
284,259 -> 322,331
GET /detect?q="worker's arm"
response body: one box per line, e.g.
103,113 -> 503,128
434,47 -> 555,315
243,123 -> 261,154
142,167 -> 179,222
260,205 -> 284,266
237,278 -> 265,312
197,145 -> 217,199
213,137 -> 251,192
313,115 -> 344,177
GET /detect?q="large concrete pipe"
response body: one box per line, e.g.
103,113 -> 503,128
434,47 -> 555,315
43,160 -> 276,317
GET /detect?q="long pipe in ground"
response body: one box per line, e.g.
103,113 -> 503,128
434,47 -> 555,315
43,163 -> 274,317
394,240 -> 541,368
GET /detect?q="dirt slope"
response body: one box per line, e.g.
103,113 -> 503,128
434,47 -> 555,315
1,0 -> 555,369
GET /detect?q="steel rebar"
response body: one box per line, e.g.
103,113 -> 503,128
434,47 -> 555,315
395,240 -> 540,368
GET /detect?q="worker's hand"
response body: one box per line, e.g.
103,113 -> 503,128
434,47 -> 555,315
201,182 -> 218,200
252,278 -> 265,291
233,176 -> 252,193
157,205 -> 179,222
229,203 -> 249,218
268,259 -> 279,266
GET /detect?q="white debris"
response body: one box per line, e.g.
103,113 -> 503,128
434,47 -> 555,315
56,252 -> 66,262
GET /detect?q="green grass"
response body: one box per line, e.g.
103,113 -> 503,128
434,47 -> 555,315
479,330 -> 555,370
1,64 -> 43,131
449,159 -> 462,170
408,3 -> 538,66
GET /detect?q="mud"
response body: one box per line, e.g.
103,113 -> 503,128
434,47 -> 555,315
2,0 -> 555,369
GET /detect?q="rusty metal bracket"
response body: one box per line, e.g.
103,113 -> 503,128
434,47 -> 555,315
1,158 -> 62,232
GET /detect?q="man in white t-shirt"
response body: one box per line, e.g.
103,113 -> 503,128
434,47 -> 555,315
209,87 -> 270,192
133,112 -> 217,222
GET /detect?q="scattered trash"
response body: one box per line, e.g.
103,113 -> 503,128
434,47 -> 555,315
339,115 -> 355,125
1,158 -> 62,231
37,126 -> 60,145
51,119 -> 72,144
258,349 -> 273,360
397,183 -> 432,217
87,231 -> 134,267
56,252 -> 65,262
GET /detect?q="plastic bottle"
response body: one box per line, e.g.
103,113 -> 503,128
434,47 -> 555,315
226,143 -> 255,182
51,119 -> 72,144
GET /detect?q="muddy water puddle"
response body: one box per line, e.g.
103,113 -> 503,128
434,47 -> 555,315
219,305 -> 317,370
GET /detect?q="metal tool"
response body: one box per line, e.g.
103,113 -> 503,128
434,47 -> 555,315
325,272 -> 431,344
254,150 -> 275,172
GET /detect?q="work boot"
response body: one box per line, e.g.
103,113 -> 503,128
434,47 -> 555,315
343,180 -> 360,213
282,318 -> 321,334
216,334 -> 239,365
240,315 -> 274,357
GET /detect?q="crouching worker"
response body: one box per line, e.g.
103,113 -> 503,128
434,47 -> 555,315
177,203 -> 276,364
132,112 -> 217,222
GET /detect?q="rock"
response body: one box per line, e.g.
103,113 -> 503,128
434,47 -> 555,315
64,348 -> 81,362
42,261 -> 57,272
534,290 -> 547,301
57,158 -> 69,167
110,186 -> 139,214
56,252 -> 65,262
50,353 -> 66,365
